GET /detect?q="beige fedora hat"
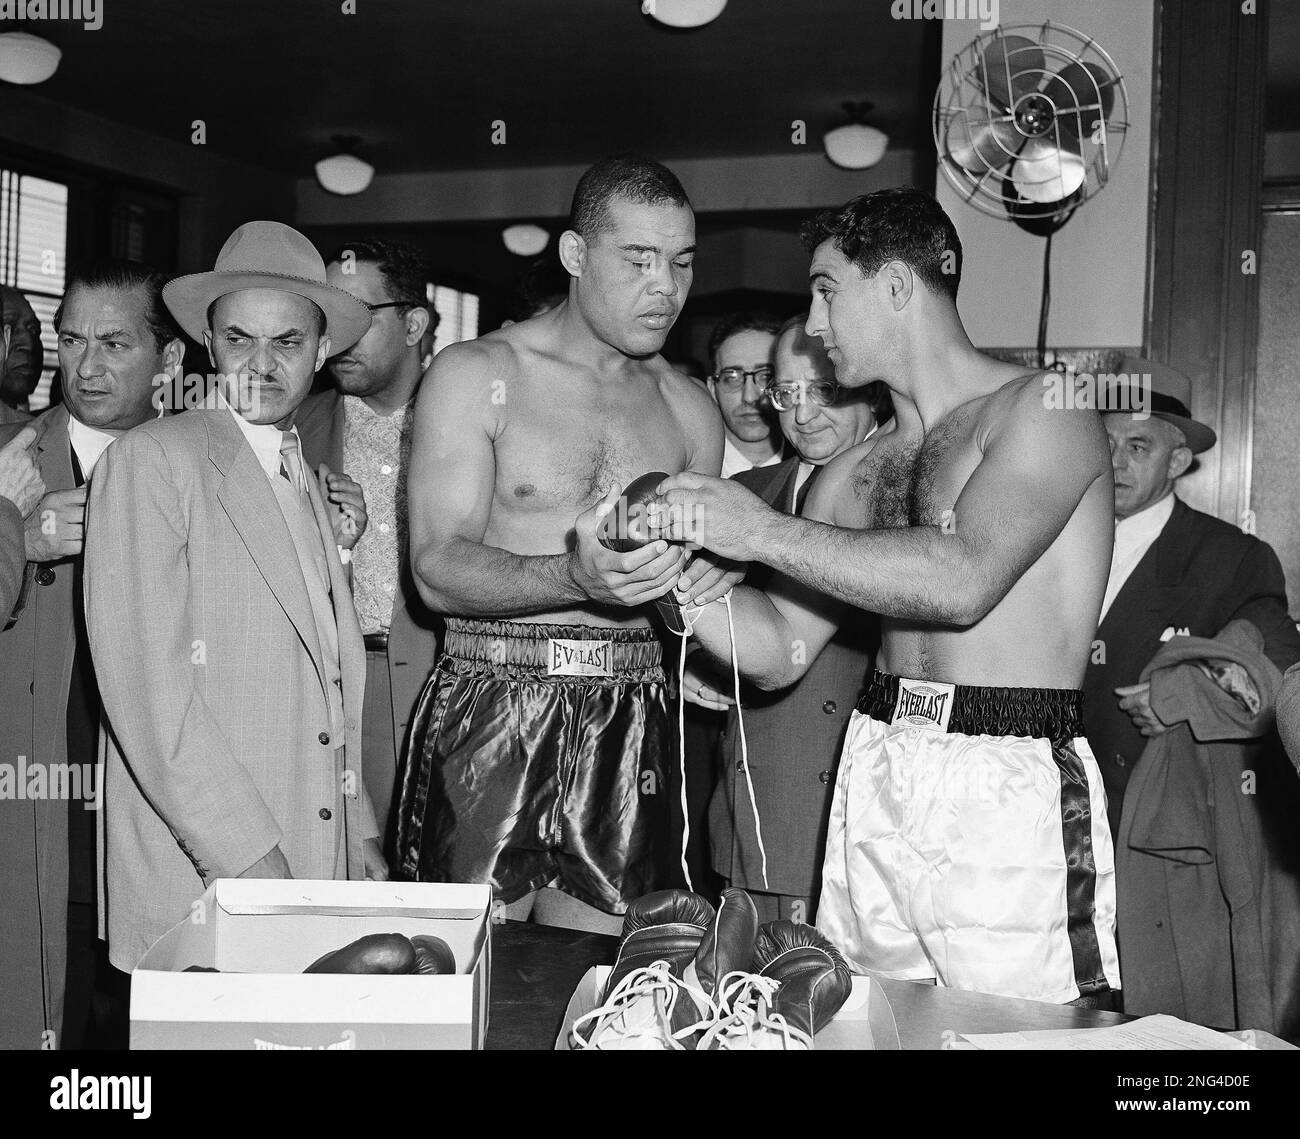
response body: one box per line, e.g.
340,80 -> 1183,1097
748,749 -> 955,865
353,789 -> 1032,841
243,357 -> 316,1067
1101,355 -> 1217,455
163,220 -> 372,351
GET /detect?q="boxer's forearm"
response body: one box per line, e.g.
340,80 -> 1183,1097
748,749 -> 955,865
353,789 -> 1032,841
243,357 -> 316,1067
750,510 -> 991,626
413,536 -> 582,617
685,585 -> 801,690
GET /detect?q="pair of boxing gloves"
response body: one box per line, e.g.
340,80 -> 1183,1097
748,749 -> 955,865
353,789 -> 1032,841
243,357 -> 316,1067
600,887 -> 853,1043
184,932 -> 456,976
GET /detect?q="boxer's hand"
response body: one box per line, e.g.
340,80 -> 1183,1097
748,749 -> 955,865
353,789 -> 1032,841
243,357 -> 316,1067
572,486 -> 688,606
1115,681 -> 1169,738
0,425 -> 44,518
318,462 -> 368,550
25,486 -> 86,562
239,846 -> 293,879
674,549 -> 747,607
655,472 -> 769,562
363,837 -> 388,881
682,653 -> 735,711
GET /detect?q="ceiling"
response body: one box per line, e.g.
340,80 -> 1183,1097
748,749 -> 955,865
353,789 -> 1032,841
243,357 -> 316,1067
14,0 -> 939,177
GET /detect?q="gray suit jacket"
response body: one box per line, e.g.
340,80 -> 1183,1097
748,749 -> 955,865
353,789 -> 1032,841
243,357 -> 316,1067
709,456 -> 877,899
295,389 -> 440,756
84,407 -> 379,970
0,406 -> 75,1046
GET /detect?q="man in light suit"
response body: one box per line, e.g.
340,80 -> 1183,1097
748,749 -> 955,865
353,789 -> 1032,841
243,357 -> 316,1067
686,316 -> 885,922
85,221 -> 386,973
0,262 -> 183,1048
297,240 -> 441,857
1084,360 -> 1300,841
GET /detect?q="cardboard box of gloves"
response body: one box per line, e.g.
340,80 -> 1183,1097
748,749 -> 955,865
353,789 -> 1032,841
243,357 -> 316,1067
558,889 -> 901,1050
130,880 -> 492,1049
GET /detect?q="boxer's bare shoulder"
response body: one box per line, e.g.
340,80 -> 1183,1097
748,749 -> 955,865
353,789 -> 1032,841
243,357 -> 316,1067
804,419 -> 923,531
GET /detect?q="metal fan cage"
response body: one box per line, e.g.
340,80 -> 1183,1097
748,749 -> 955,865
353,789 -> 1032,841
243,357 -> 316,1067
932,20 -> 1129,221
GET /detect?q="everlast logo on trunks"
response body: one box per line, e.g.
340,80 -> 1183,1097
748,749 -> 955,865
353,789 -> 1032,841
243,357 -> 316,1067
891,679 -> 956,732
548,638 -> 613,677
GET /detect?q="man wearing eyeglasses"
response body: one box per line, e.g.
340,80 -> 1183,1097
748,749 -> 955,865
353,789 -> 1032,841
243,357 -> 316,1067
297,240 -> 442,857
706,313 -> 784,478
689,315 -> 885,923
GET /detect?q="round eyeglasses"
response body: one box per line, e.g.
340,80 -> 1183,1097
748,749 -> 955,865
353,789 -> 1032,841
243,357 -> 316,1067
766,381 -> 841,412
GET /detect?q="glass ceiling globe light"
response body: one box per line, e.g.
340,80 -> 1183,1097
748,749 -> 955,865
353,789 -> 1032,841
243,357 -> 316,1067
315,138 -> 374,196
641,0 -> 727,29
0,32 -> 61,85
823,101 -> 889,170
502,225 -> 550,257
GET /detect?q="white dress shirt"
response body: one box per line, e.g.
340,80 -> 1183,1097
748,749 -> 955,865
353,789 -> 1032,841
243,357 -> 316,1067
1099,491 -> 1177,623
67,414 -> 120,481
219,392 -> 302,481
721,436 -> 783,479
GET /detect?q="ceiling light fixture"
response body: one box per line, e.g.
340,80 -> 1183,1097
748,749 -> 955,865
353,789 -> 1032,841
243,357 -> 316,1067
502,224 -> 550,257
0,32 -> 61,85
823,101 -> 890,170
641,0 -> 727,30
315,135 -> 374,196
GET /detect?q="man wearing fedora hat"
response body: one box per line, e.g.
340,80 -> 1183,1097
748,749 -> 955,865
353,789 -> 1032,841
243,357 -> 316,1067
1084,356 -> 1300,839
83,221 -> 387,971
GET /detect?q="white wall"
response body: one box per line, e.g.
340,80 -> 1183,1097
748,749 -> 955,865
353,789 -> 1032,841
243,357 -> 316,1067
935,0 -> 1155,348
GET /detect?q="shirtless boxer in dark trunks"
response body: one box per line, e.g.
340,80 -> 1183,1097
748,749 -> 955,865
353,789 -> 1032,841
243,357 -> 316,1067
659,189 -> 1120,1002
395,155 -> 732,932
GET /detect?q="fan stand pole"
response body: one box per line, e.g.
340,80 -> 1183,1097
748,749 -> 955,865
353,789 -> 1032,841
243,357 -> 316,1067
1037,230 -> 1053,370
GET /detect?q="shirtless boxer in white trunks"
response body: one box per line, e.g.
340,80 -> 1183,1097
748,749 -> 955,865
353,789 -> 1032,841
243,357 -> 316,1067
658,188 -> 1120,1003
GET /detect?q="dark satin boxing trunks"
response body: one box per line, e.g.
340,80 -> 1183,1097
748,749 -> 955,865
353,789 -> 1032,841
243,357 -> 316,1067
394,618 -> 668,913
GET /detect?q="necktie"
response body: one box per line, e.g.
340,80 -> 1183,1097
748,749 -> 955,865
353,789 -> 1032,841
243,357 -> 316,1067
794,463 -> 821,515
279,431 -> 306,497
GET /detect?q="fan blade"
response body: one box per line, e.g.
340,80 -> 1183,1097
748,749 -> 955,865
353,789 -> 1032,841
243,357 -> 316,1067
1041,61 -> 1117,141
1010,137 -> 1086,205
945,114 -> 1020,174
975,34 -> 1044,111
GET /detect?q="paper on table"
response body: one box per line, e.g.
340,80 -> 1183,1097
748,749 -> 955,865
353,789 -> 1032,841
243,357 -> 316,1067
962,1014 -> 1255,1051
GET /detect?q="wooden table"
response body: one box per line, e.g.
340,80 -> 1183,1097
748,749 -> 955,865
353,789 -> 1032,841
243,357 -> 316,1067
485,919 -> 1129,1050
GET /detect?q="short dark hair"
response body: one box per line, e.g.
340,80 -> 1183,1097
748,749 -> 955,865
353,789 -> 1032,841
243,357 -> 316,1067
706,311 -> 783,372
55,259 -> 182,350
801,187 -> 963,302
326,238 -> 436,332
568,153 -> 691,240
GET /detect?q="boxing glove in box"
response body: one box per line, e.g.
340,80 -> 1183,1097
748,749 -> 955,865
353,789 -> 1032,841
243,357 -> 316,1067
130,880 -> 492,1050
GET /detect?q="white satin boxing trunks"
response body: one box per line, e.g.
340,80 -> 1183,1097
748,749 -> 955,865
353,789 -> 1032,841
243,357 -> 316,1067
817,670 -> 1120,1003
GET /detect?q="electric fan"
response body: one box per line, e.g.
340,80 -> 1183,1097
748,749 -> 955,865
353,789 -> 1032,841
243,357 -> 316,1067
932,22 -> 1129,361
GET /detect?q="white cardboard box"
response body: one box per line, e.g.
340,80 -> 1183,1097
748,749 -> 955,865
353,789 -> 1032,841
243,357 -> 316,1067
131,880 -> 492,1050
556,966 -> 900,1050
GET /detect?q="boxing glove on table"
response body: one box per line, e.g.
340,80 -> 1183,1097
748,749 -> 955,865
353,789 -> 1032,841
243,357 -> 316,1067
752,920 -> 853,1038
690,886 -> 758,998
596,471 -> 689,635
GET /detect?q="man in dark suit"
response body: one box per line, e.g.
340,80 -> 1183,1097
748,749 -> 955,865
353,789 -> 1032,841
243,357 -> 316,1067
296,239 -> 440,856
1084,358 -> 1300,841
687,315 -> 885,922
0,261 -> 183,1049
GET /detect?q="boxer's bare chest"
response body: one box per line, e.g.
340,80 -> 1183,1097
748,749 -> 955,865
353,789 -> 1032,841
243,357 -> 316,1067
853,406 -> 981,532
491,370 -> 690,519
